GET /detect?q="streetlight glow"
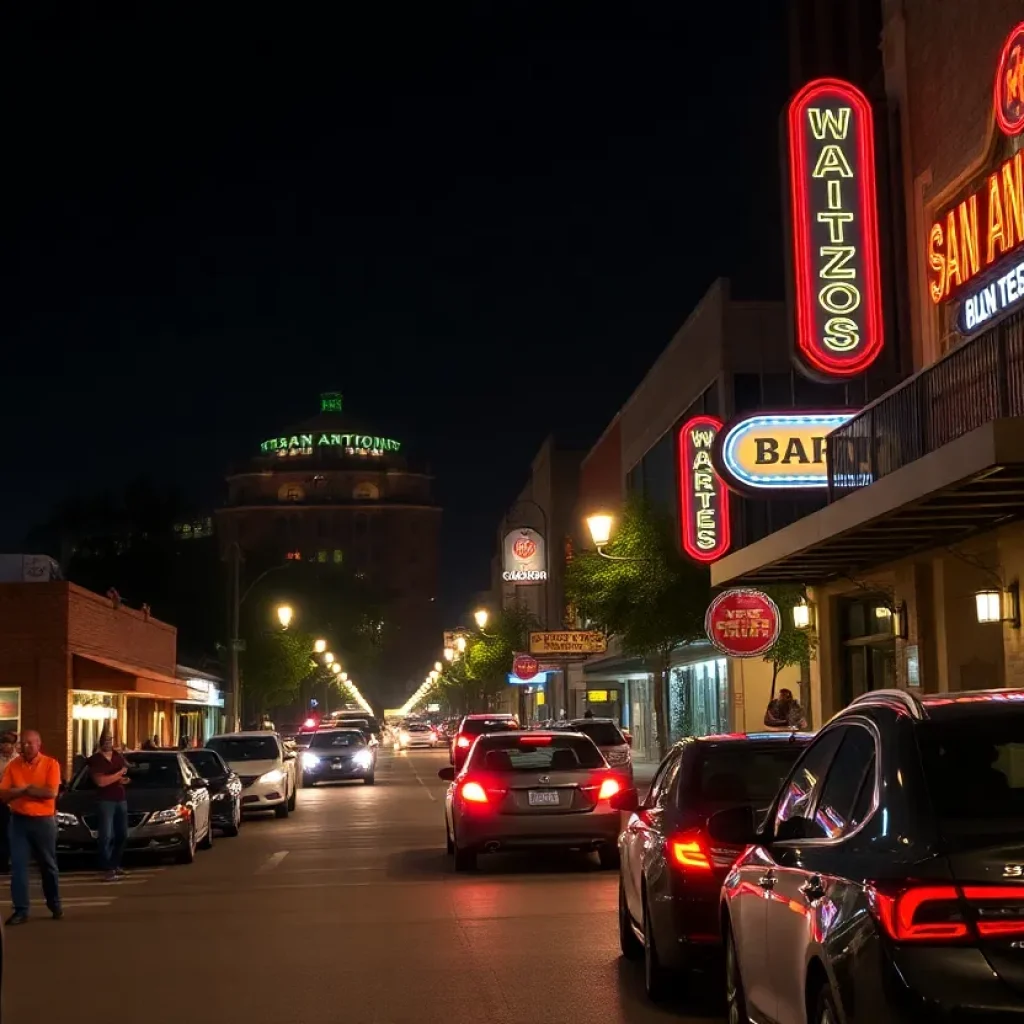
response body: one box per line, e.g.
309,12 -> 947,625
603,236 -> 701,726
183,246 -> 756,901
443,647 -> 455,662
331,663 -> 341,675
323,651 -> 335,665
276,604 -> 294,629
340,672 -> 348,682
455,635 -> 467,653
434,661 -> 442,673
429,670 -> 439,681
314,638 -> 327,654
474,608 -> 489,630
586,513 -> 614,548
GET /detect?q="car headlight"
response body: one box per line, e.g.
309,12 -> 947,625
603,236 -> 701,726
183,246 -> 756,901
301,752 -> 321,769
259,768 -> 286,784
56,812 -> 78,828
353,749 -> 374,769
149,805 -> 187,825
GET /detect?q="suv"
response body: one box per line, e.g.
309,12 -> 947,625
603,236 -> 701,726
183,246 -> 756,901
568,718 -> 633,784
450,714 -> 519,772
716,688 -> 1024,1024
207,732 -> 298,818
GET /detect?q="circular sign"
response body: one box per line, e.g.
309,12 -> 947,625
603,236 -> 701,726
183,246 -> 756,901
513,654 -> 540,680
996,22 -> 1024,137
705,588 -> 781,659
513,536 -> 537,560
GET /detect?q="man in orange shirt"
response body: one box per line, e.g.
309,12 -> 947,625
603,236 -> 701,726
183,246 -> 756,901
0,730 -> 63,924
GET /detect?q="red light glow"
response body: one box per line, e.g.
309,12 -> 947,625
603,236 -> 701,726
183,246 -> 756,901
520,734 -> 552,744
868,884 -> 969,942
460,780 -> 489,804
456,736 -> 472,749
597,777 -> 620,801
303,718 -> 316,729
668,831 -> 713,871
996,22 -> 1024,137
678,415 -> 730,563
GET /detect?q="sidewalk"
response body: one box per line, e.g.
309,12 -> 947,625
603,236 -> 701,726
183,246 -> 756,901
633,759 -> 659,788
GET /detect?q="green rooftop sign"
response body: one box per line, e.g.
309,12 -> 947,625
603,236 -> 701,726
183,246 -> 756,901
261,433 -> 402,456
320,392 -> 343,413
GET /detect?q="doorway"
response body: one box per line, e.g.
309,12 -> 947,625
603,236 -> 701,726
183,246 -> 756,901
839,596 -> 897,707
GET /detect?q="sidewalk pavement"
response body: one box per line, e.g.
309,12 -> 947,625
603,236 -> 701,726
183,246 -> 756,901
633,759 -> 659,787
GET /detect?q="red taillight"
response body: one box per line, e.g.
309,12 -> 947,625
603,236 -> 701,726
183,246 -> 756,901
521,734 -> 552,744
598,777 -> 620,801
868,884 -> 969,942
456,736 -> 471,749
460,780 -> 489,803
668,830 -> 713,871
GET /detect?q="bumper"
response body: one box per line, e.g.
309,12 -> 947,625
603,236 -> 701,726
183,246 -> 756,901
240,780 -> 287,810
209,796 -> 237,826
57,820 -> 191,856
303,762 -> 373,783
455,808 -> 621,851
401,739 -> 439,749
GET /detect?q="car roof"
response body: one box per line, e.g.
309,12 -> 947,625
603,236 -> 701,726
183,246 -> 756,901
568,717 -> 619,725
209,731 -> 280,740
126,749 -> 181,757
685,731 -> 816,747
463,713 -> 516,719
847,687 -> 1024,723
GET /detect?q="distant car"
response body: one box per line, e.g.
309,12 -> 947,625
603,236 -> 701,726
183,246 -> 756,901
439,730 -> 623,871
207,732 -> 298,818
450,713 -> 520,772
301,729 -> 376,786
183,749 -> 242,836
400,722 -> 439,749
57,750 -> 215,864
617,731 -> 813,1002
568,718 -> 633,785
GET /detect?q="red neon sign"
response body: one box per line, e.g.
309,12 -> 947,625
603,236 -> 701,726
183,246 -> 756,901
787,78 -> 884,378
996,22 -> 1024,137
678,415 -> 730,564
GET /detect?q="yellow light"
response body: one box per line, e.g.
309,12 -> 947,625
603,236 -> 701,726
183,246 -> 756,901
474,608 -> 489,630
276,604 -> 294,629
586,513 -> 614,547
443,647 -> 455,662
976,588 -> 1003,624
314,638 -> 327,654
331,663 -> 341,675
340,672 -> 348,681
792,599 -> 811,630
324,652 -> 335,665
434,661 -> 443,673
455,636 -> 467,653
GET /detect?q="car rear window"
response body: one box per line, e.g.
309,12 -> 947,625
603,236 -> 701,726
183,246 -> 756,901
571,721 -> 625,746
917,712 -> 1024,830
461,718 -> 517,737
471,735 -> 604,771
688,743 -> 809,807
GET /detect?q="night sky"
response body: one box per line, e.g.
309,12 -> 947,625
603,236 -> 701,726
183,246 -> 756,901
1,3 -> 790,623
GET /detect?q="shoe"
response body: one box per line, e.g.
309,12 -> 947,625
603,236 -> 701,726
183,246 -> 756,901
49,907 -> 63,920
5,913 -> 27,926
102,871 -> 118,882
114,866 -> 128,877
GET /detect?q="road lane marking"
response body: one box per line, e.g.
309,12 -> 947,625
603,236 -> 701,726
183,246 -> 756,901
257,851 -> 289,873
405,755 -> 437,802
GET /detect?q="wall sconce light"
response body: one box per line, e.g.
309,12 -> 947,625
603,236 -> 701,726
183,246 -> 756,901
976,583 -> 1021,628
792,598 -> 812,630
892,600 -> 909,641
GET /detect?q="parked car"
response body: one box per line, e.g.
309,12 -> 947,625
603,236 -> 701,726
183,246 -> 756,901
399,722 -> 439,749
450,713 -> 520,772
56,750 -> 214,864
567,718 -> 633,785
716,688 -> 1024,1024
183,749 -> 242,836
206,732 -> 298,818
439,730 -> 623,871
616,731 -> 813,1001
301,728 -> 376,785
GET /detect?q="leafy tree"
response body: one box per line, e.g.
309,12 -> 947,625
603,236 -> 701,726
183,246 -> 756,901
761,585 -> 818,705
565,495 -> 710,758
239,630 -> 316,719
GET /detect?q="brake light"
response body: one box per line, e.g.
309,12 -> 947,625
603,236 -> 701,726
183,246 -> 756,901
964,886 -> 1024,938
597,777 -> 620,801
868,884 -> 969,942
521,734 -> 552,743
668,830 -> 712,871
456,735 -> 471,749
460,780 -> 489,803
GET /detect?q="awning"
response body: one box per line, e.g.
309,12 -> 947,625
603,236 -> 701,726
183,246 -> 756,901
72,653 -> 191,701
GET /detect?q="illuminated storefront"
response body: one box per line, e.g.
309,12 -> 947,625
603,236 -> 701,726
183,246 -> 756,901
173,668 -> 225,746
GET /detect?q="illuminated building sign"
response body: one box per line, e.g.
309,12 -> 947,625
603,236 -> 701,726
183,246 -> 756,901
260,433 -> 402,457
996,22 -> 1024,137
502,529 -> 547,584
787,78 -> 884,378
678,415 -> 730,563
714,411 -> 855,492
320,392 -> 344,413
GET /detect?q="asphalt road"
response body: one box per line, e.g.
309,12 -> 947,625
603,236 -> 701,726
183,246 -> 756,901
3,748 -> 725,1024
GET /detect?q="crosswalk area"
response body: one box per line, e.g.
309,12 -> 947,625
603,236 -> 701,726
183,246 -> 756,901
22,865 -> 168,911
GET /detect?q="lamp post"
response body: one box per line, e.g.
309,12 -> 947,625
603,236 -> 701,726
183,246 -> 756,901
276,604 -> 294,629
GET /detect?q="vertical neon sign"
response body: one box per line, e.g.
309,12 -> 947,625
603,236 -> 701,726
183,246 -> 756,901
678,415 -> 730,563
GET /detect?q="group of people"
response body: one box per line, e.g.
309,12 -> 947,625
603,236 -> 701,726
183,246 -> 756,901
0,727 -> 133,925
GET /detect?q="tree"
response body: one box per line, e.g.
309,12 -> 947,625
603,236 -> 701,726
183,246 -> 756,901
761,585 -> 818,706
565,495 -> 711,758
239,630 -> 316,719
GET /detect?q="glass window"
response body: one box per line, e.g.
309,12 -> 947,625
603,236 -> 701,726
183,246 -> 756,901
468,734 -> 604,771
184,751 -> 226,778
774,727 -> 847,833
733,373 -> 762,414
687,742 -> 810,809
644,750 -> 682,809
814,727 -> 876,838
333,550 -> 343,564
570,721 -> 625,746
75,753 -> 184,790
310,730 -> 366,749
762,372 -> 794,406
207,736 -> 280,762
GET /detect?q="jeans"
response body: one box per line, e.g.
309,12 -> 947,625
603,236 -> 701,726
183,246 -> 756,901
97,800 -> 128,872
9,814 -> 60,916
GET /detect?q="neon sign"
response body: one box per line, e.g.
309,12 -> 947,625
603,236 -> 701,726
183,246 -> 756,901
996,22 -> 1024,137
260,433 -> 402,457
713,411 -> 855,492
787,78 -> 884,378
678,415 -> 730,563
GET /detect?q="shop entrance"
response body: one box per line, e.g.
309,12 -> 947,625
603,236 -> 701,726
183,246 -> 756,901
839,596 -> 897,707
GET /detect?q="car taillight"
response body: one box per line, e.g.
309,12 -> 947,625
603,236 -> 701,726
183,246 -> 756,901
597,777 -> 620,800
456,736 -> 471,749
868,883 -> 1024,942
461,780 -> 489,803
667,830 -> 713,871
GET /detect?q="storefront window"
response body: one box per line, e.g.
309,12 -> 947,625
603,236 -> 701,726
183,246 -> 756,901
72,691 -> 117,758
0,688 -> 21,737
669,658 -> 729,743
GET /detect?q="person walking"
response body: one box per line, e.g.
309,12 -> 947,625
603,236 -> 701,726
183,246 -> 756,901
0,733 -> 17,872
0,730 -> 63,924
87,729 -> 130,882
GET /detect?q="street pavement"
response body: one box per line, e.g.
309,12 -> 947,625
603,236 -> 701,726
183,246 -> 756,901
3,748 -> 724,1024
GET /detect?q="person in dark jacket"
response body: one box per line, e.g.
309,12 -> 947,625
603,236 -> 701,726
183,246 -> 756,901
763,688 -> 807,730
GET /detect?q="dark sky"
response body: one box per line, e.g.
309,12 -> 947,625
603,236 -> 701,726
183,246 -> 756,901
1,2 -> 790,621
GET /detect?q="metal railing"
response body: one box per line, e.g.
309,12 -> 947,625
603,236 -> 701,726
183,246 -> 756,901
828,309 -> 1024,498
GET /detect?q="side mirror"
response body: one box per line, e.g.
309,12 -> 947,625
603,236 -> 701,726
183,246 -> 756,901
707,805 -> 759,846
610,788 -> 639,812
284,750 -> 297,761
437,766 -> 455,782
189,777 -> 209,791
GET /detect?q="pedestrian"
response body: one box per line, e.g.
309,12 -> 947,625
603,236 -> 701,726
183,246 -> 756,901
141,736 -> 157,751
87,728 -> 130,882
0,729 -> 63,924
583,709 -> 594,719
763,688 -> 808,731
0,733 -> 17,872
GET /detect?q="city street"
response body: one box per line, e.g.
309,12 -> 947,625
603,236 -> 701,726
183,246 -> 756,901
4,748 -> 723,1024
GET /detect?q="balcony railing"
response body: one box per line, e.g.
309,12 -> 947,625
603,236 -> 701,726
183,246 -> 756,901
828,309 -> 1024,498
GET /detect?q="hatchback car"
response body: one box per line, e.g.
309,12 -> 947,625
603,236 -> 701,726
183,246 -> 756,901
568,718 -> 633,785
207,732 -> 298,818
439,730 -> 623,871
450,713 -> 519,772
399,722 -> 439,749
716,688 -> 1024,1024
183,748 -> 242,836
301,728 -> 376,785
57,750 -> 214,864
617,731 -> 812,1001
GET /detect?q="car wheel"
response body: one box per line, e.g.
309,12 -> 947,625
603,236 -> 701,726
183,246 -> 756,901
618,879 -> 643,961
287,783 -> 297,811
453,836 -> 477,872
598,843 -> 620,870
223,801 -> 241,837
198,815 -> 214,850
176,822 -> 196,865
303,774 -> 316,788
642,891 -> 672,1002
814,983 -> 840,1024
725,925 -> 749,1024
363,773 -> 375,785
274,799 -> 290,819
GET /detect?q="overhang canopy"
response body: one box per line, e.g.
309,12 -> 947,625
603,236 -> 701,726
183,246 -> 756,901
73,653 -> 191,701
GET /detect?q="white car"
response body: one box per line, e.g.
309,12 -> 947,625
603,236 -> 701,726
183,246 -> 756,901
399,722 -> 440,749
207,732 -> 298,818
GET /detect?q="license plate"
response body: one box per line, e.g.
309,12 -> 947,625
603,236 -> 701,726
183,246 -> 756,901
332,763 -> 348,770
528,790 -> 560,807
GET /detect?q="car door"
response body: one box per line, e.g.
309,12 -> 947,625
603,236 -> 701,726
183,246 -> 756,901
180,756 -> 211,838
767,723 -> 877,1024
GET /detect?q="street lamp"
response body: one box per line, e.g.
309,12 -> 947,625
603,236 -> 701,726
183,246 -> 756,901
331,663 -> 342,675
443,648 -> 455,662
314,638 -> 327,654
429,670 -> 439,682
276,604 -> 294,629
340,672 -> 348,682
586,513 -> 614,548
474,608 -> 489,630
323,651 -> 335,665
455,636 -> 467,653
434,661 -> 443,673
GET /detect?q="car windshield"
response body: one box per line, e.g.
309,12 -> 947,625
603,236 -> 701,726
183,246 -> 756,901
406,724 -> 431,732
462,718 -> 517,737
310,731 -> 365,750
75,754 -> 183,790
571,721 -> 625,746
687,744 -> 810,807
207,736 -> 279,761
184,752 -> 225,777
917,712 -> 1024,833
471,735 -> 604,771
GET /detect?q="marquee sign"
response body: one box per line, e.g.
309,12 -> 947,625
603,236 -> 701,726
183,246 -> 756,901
502,528 -> 547,584
714,411 -> 855,492
678,415 -> 730,563
705,588 -> 781,659
996,22 -> 1024,137
261,433 -> 402,457
787,78 -> 884,378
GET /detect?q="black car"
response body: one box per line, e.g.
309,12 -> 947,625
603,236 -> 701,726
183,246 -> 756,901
301,729 -> 377,786
57,750 -> 214,864
716,688 -> 1024,1024
615,731 -> 813,1001
183,749 -> 242,836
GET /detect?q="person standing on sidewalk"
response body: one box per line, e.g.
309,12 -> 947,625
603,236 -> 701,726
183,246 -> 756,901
87,729 -> 130,882
0,730 -> 63,924
0,733 -> 16,872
